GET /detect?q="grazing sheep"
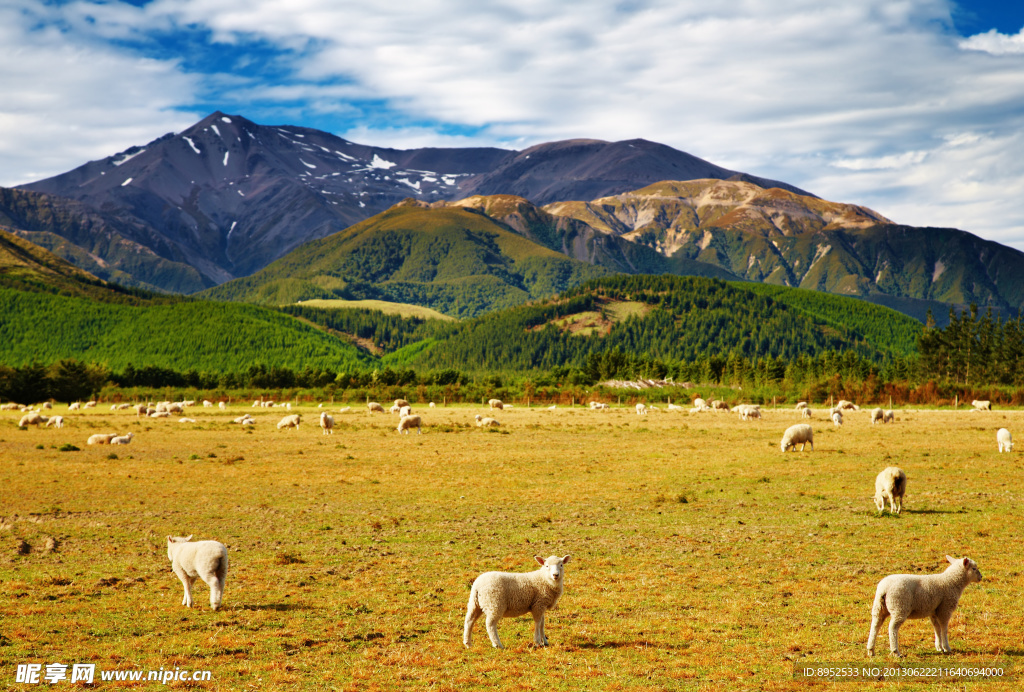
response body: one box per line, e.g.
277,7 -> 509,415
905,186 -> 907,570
367,402 -> 385,413
547,405 -> 557,410
883,410 -> 895,423
203,400 -> 213,407
874,467 -> 907,515
167,535 -> 229,611
835,399 -> 859,411
45,415 -> 64,429
464,555 -> 571,649
780,423 -> 814,452
711,400 -> 730,411
666,403 -> 684,411
252,400 -> 260,408
831,409 -> 843,427
997,428 -> 1013,453
285,403 -> 292,411
150,411 -> 170,419
42,401 -> 52,410
590,401 -> 609,410
178,418 -> 196,423
488,399 -> 504,410
167,402 -> 184,414
232,414 -> 253,424
867,556 -> 983,657
394,398 -> 410,409
134,403 -> 147,418
735,404 -> 761,421
795,401 -> 808,410
276,414 -> 301,430
218,401 -> 226,410
869,407 -> 883,424
800,407 -> 812,419
397,414 -> 422,434
429,402 -> 436,408
475,415 -> 500,427
69,402 -> 81,411
971,400 -> 991,411
0,402 -> 20,410
84,401 -> 97,409
692,397 -> 707,409
241,419 -> 255,426
338,406 -> 351,413
399,405 -> 411,417
320,412 -> 334,435
87,433 -> 118,445
110,432 -> 135,445
635,403 -> 648,415
19,412 -> 47,427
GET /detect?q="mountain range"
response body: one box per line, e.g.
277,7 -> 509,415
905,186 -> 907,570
4,111 -> 1024,321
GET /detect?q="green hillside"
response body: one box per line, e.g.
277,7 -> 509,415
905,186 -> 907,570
733,282 -> 922,356
0,287 -> 372,372
385,274 -> 909,374
199,203 -> 611,317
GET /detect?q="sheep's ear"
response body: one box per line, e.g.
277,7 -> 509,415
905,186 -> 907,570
185,534 -> 193,542
561,555 -> 571,564
167,535 -> 174,543
535,556 -> 545,566
945,555 -> 956,565
962,557 -> 970,568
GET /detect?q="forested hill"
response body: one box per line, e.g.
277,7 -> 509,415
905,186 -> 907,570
383,275 -> 921,375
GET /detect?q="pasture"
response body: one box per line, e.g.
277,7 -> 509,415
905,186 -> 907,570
1,402 -> 1021,690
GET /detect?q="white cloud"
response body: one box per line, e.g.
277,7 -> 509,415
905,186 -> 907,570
2,0 -> 1024,250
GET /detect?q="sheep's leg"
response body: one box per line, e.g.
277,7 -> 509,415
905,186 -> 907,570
532,610 -> 547,646
173,566 -> 194,608
207,574 -> 223,610
867,608 -> 887,655
939,617 -> 951,654
463,601 -> 483,648
888,615 -> 906,657
930,615 -> 943,652
484,613 -> 504,649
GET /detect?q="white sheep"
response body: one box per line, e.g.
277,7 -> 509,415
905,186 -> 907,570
397,414 -> 422,434
277,414 -> 301,430
475,415 -> 500,427
285,403 -> 292,411
997,428 -> 1013,453
203,400 -> 213,407
635,403 -> 648,415
883,410 -> 895,423
867,556 -> 983,657
835,399 -> 859,411
150,411 -> 170,419
87,433 -> 118,445
320,412 -> 334,435
666,403 -> 684,411
873,467 -> 907,515
167,535 -> 229,611
399,405 -> 411,417
394,398 -> 410,409
711,400 -> 729,411
429,402 -> 436,408
42,401 -> 52,409
69,402 -> 81,411
488,399 -> 504,410
218,401 -> 226,410
735,404 -> 761,421
971,400 -> 991,411
780,423 -> 813,452
795,401 -> 808,410
800,407 -> 812,419
110,432 -> 135,445
45,415 -> 64,429
367,402 -> 385,413
463,555 -> 571,649
337,406 -> 351,413
178,418 -> 196,424
19,412 -> 47,427
84,400 -> 97,409
831,409 -> 843,427
870,407 -> 884,424
135,403 -> 148,418
252,400 -> 261,408
233,414 -> 253,424
241,419 -> 255,426
692,397 -> 707,409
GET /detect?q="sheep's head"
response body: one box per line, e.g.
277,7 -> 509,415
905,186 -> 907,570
167,534 -> 194,560
946,555 -> 983,583
535,555 -> 571,582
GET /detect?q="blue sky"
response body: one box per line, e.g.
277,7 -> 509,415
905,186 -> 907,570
2,0 -> 1023,249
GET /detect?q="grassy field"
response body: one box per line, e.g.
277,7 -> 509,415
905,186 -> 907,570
1,401 -> 1021,690
293,299 -> 456,322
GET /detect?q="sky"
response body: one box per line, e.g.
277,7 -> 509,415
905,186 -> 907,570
3,0 -> 1024,248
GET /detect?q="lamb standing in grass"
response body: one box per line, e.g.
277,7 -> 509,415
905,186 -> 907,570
367,402 -> 385,413
45,415 -> 64,429
19,412 -> 47,427
800,407 -> 812,419
831,409 -> 843,427
867,556 -> 983,657
110,432 -> 134,445
320,412 -> 334,435
488,399 -> 504,410
167,535 -> 229,611
873,467 -> 906,514
464,555 -> 571,649
971,400 -> 991,411
883,410 -> 895,423
780,424 -> 813,452
997,428 -> 1013,452
871,408 -> 884,424
635,403 -> 648,415
397,414 -> 422,434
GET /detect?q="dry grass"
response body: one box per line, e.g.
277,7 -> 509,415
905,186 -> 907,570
1,403 -> 1022,690
293,299 -> 456,321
